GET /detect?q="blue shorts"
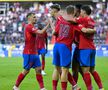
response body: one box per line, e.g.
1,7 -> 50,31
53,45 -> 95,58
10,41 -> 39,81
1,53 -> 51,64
72,47 -> 79,63
79,49 -> 96,67
38,48 -> 47,55
53,43 -> 71,68
23,54 -> 41,70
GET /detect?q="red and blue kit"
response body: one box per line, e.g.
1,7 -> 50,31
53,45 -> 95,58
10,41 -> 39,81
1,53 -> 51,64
76,16 -> 95,49
36,32 -> 47,55
76,16 -> 96,66
53,16 -> 82,67
23,24 -> 41,70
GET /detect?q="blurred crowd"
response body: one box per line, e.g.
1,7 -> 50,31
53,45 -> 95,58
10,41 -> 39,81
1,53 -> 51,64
0,2 -> 108,45
0,2 -> 53,45
91,3 -> 108,44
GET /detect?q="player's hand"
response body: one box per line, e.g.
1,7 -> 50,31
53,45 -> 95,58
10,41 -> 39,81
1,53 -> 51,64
47,18 -> 53,25
45,18 -> 50,26
46,21 -> 50,26
81,28 -> 87,33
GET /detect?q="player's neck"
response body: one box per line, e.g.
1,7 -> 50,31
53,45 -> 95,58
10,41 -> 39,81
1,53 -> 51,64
66,13 -> 74,19
63,14 -> 74,21
68,14 -> 74,17
28,21 -> 34,26
54,13 -> 60,19
83,14 -> 89,18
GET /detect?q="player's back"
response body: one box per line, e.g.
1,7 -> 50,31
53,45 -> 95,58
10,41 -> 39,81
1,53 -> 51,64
23,24 -> 37,54
55,16 -> 77,51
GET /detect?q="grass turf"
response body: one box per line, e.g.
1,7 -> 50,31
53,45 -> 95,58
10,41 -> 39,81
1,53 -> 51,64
0,57 -> 107,90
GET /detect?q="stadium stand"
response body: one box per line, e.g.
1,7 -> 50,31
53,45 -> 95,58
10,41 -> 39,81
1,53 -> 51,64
0,1 -> 108,57
0,2 -> 108,45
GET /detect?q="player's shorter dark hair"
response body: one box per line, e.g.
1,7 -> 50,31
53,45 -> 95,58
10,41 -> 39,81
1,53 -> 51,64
50,4 -> 61,11
66,5 -> 75,14
81,5 -> 91,15
26,12 -> 35,18
75,4 -> 82,10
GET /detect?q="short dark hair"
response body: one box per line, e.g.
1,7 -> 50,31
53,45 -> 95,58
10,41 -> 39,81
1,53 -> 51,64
75,4 -> 82,10
50,4 -> 61,11
81,5 -> 91,15
66,5 -> 75,14
26,12 -> 35,18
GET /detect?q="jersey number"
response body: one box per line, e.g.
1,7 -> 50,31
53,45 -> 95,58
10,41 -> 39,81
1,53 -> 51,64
59,24 -> 70,37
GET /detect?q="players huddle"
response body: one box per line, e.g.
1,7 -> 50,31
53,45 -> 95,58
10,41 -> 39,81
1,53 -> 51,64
13,4 -> 104,90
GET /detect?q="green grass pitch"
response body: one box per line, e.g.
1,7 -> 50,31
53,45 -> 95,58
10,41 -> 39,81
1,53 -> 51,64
0,57 -> 107,90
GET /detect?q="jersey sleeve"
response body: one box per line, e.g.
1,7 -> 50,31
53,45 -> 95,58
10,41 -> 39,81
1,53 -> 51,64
76,17 -> 83,24
73,24 -> 84,32
31,27 -> 38,33
26,25 -> 38,34
87,19 -> 95,29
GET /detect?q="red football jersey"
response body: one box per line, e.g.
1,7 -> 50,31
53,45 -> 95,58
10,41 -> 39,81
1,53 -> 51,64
36,32 -> 47,49
55,16 -> 82,51
76,16 -> 95,49
23,24 -> 38,54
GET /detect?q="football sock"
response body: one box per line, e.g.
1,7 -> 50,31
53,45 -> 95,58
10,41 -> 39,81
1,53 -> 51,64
83,72 -> 92,90
52,80 -> 58,90
61,82 -> 67,90
36,74 -> 44,89
92,71 -> 103,89
68,72 -> 76,86
15,73 -> 25,87
73,73 -> 78,83
42,57 -> 45,70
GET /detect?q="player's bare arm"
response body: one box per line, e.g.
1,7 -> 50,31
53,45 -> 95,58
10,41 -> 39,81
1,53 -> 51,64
36,22 -> 49,34
81,28 -> 96,34
48,18 -> 58,36
49,18 -> 55,31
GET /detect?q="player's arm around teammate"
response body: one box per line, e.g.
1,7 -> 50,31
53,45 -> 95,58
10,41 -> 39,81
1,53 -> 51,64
76,5 -> 104,90
51,5 -> 84,90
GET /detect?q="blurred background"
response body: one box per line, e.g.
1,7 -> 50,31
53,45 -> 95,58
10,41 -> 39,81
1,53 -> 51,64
0,0 -> 108,57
